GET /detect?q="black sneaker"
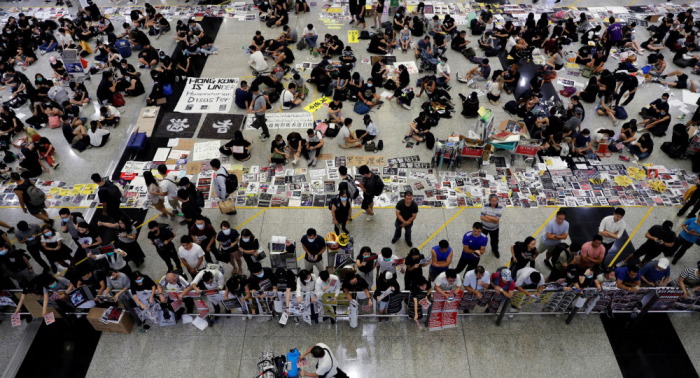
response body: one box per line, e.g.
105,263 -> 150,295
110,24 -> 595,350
677,212 -> 685,217
391,238 -> 398,244
493,251 -> 500,258
7,227 -> 14,233
407,240 -> 413,247
458,93 -> 466,101
445,85 -> 452,91
544,260 -> 554,270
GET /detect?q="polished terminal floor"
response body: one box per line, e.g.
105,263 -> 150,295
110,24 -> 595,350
1,0 -> 700,376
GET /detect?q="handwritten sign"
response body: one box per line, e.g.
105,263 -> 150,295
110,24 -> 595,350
175,78 -> 239,114
348,30 -> 359,43
192,141 -> 222,162
244,113 -> 314,130
304,96 -> 331,113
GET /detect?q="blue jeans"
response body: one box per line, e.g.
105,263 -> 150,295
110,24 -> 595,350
437,76 -> 449,86
420,50 -> 438,65
184,47 -> 201,56
40,41 -> 57,52
629,144 -> 650,159
434,43 -> 446,56
305,35 -> 318,48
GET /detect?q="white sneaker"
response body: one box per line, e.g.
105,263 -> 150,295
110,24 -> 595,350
366,214 -> 374,221
292,158 -> 298,166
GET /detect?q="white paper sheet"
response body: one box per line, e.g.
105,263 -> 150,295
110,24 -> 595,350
153,147 -> 172,162
192,316 -> 209,330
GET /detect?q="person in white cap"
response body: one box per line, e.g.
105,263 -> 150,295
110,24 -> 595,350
638,258 -> 671,287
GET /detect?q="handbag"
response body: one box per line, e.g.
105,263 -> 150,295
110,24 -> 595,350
48,116 -> 61,129
364,141 -> 375,151
296,39 -> 307,50
218,198 -> 235,214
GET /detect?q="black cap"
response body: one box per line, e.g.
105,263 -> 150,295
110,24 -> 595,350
662,220 -> 673,231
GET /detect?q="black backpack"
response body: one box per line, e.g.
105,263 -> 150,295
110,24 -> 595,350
220,169 -> 239,194
372,174 -> 384,196
425,131 -> 435,149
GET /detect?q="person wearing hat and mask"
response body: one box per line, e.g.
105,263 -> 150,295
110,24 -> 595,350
355,114 -> 378,144
374,271 -> 400,322
639,258 -> 671,287
617,221 -> 676,268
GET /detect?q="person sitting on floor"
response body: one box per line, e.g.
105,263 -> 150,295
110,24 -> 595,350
87,121 -> 110,148
99,106 -> 121,127
356,115 -> 378,145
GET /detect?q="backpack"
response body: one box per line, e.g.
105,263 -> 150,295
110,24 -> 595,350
112,93 -> 126,107
219,169 -> 239,194
25,184 -> 47,206
339,178 -> 359,199
354,101 -> 370,115
614,106 -> 628,120
265,89 -> 281,103
48,86 -> 70,104
503,100 -> 518,115
377,140 -> 383,151
372,174 -> 384,196
359,30 -> 371,40
381,21 -> 392,29
661,141 -> 685,159
461,47 -> 476,58
425,131 -> 435,149
470,19 -> 483,35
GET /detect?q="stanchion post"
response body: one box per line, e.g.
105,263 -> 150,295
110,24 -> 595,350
495,297 -> 511,326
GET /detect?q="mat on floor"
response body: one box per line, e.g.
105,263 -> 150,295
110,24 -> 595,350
152,112 -> 202,138
196,114 -> 245,139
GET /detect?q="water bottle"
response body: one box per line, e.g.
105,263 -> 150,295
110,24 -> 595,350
287,348 -> 300,377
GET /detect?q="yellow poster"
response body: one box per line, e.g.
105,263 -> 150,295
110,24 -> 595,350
304,96 -> 331,113
348,30 -> 359,43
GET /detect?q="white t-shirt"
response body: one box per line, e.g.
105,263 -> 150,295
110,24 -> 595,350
100,105 -> 121,120
314,343 -> 338,377
303,27 -> 317,37
281,89 -> 295,109
434,272 -> 463,291
592,128 -> 610,144
365,121 -> 378,136
314,275 -> 341,297
192,269 -> 225,289
598,215 -> 626,244
249,51 -> 268,71
515,267 -> 545,288
178,244 -> 206,271
337,126 -> 351,145
376,254 -> 399,273
463,270 -> 491,290
160,174 -> 180,201
437,63 -> 451,77
88,128 -> 110,146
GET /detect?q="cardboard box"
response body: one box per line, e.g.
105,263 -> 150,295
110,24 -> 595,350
87,307 -> 134,334
135,107 -> 161,137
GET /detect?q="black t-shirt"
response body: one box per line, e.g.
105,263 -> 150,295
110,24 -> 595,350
328,101 -> 343,111
504,70 -> 520,86
301,235 -> 326,261
130,275 -> 157,294
368,36 -> 386,51
147,224 -> 174,249
97,79 -> 114,103
433,33 -> 445,46
342,274 -> 369,292
246,268 -> 277,291
0,249 -> 29,272
643,225 -> 675,250
217,229 -> 240,251
225,274 -> 248,295
371,62 -> 384,76
650,99 -> 669,114
78,270 -> 106,289
181,200 -> 201,220
593,54 -> 607,66
357,253 -> 377,273
413,116 -> 430,131
396,199 -> 418,221
639,137 -> 654,152
404,253 -> 425,282
133,30 -> 150,47
271,140 -> 286,154
360,84 -> 376,99
451,35 -> 467,49
240,237 -> 261,268
253,35 -> 265,46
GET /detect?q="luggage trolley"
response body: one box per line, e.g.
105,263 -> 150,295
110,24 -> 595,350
325,232 -> 355,280
62,49 -> 91,84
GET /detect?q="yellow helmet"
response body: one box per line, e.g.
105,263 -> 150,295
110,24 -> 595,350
338,233 -> 349,247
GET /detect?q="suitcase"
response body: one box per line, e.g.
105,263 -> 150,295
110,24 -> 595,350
126,131 -> 147,153
115,39 -> 132,58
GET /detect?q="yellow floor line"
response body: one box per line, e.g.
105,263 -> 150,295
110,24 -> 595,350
235,208 -> 268,230
417,208 -> 466,250
607,207 -> 653,267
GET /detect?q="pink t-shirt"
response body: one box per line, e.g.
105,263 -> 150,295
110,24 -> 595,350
579,241 -> 605,268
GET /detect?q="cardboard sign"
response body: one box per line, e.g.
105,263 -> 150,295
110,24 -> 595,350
304,96 -> 331,113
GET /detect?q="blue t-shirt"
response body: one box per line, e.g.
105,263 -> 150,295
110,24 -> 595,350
681,218 -> 700,243
614,267 -> 640,284
541,219 -> 570,246
234,88 -> 252,109
461,231 -> 488,259
430,245 -> 452,274
574,133 -> 591,148
417,39 -> 431,51
639,262 -> 670,283
607,23 -> 622,41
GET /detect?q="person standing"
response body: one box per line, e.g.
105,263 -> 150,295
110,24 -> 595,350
0,242 -> 35,287
157,164 -> 181,216
178,235 -> 206,279
98,217 -> 146,267
330,188 -> 351,235
11,173 -> 53,226
210,158 -> 237,215
217,221 -> 241,274
144,170 -> 176,220
301,228 -> 327,274
678,176 -> 700,218
91,173 -> 125,222
392,191 -> 418,246
455,222 -> 488,274
671,216 -> 700,265
540,209 -> 569,269
598,208 -> 626,253
578,235 -> 606,271
146,221 -> 180,273
480,194 -> 503,258
617,221 -> 675,268
429,240 -> 453,281
248,85 -> 270,141
358,165 -> 381,221
189,216 -> 217,264
354,246 -> 377,289
14,221 -> 51,274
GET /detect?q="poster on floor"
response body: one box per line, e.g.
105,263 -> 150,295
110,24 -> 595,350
153,113 -> 202,138
244,112 -> 314,130
197,114 -> 245,139
174,78 -> 239,114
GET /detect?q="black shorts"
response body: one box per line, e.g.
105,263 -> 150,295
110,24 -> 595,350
361,194 -> 374,210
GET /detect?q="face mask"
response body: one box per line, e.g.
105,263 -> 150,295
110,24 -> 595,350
242,238 -> 250,243
340,197 -> 347,201
125,77 -> 131,82
440,62 -> 445,66
304,278 -> 312,284
49,282 -> 58,289
384,258 -> 391,262
367,83 -> 373,88
62,218 -> 69,223
255,272 -> 264,278
44,231 -> 53,237
37,78 -> 42,81
585,274 -> 593,279
222,229 -> 231,235
661,99 -> 667,102
307,237 -> 315,243
135,278 -> 144,284
0,249 -> 6,256
196,224 -> 204,230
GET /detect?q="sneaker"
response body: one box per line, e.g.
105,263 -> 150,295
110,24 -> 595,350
260,135 -> 269,141
616,260 -> 628,268
292,158 -> 298,166
661,75 -> 668,79
7,227 -> 14,234
312,158 -> 318,167
366,214 -> 374,221
493,251 -> 500,259
40,50 -> 46,55
687,213 -> 697,219
52,164 -> 60,169
406,240 -> 413,247
402,103 -> 412,110
391,238 -> 398,244
445,85 -> 452,91
458,77 -> 469,83
155,34 -> 161,40
139,64 -> 148,69
402,135 -> 410,143
613,120 -> 619,127
677,211 -> 685,217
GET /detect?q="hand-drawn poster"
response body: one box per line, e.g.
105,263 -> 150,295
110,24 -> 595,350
175,78 -> 239,114
153,113 -> 202,138
244,113 -> 314,130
